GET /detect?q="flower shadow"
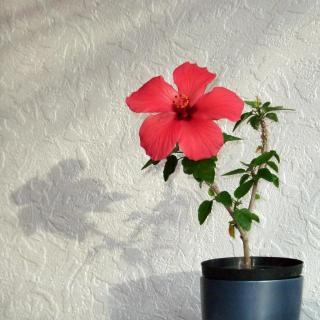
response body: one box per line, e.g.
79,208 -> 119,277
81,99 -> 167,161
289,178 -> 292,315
11,159 -> 127,241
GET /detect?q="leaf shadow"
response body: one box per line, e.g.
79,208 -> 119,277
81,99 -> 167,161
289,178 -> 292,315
11,159 -> 127,241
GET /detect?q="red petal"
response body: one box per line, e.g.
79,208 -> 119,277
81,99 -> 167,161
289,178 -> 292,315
126,76 -> 177,113
178,118 -> 223,161
195,87 -> 244,121
139,113 -> 181,161
173,62 -> 216,106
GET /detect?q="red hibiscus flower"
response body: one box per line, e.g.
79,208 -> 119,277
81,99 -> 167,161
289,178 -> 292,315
126,62 -> 244,161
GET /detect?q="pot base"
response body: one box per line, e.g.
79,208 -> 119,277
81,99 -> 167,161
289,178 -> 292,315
201,277 -> 303,320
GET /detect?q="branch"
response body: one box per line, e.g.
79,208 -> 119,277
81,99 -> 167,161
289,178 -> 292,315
248,119 -> 268,211
210,183 -> 235,219
209,114 -> 269,269
209,182 -> 250,264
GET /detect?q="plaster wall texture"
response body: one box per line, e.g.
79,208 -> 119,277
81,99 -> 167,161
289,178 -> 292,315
1,0 -> 320,319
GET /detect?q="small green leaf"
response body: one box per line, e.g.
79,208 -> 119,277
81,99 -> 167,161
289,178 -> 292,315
272,150 -> 280,163
234,208 -> 260,231
223,168 -> 246,176
198,200 -> 213,225
182,157 -> 216,183
239,174 -> 250,185
240,161 -> 250,167
233,112 -> 253,131
256,168 -> 279,187
181,157 -> 195,175
223,133 -> 242,143
234,209 -> 251,231
267,161 -> 279,172
163,155 -> 178,181
265,112 -> 278,122
142,158 -> 160,170
249,115 -> 260,130
261,102 -> 271,112
244,100 -> 258,108
234,180 -> 254,198
251,151 -> 276,167
256,168 -> 274,182
215,191 -> 233,207
250,212 -> 260,223
272,176 -> 280,187
194,158 -> 216,183
265,106 -> 294,112
208,189 -> 215,197
255,193 -> 261,200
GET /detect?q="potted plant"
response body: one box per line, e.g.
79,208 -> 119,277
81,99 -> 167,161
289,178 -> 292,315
125,62 -> 303,320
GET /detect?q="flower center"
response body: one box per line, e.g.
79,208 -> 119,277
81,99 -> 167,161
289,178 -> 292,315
172,94 -> 192,119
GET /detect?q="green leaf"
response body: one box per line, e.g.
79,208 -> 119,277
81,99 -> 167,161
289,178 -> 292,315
256,168 -> 274,182
223,133 -> 242,143
198,200 -> 213,225
182,157 -> 216,183
261,102 -> 271,112
265,112 -> 278,122
244,100 -> 258,108
250,212 -> 260,223
272,150 -> 280,163
249,115 -> 260,130
223,168 -> 246,176
234,208 -> 260,231
256,168 -> 279,187
265,106 -> 295,112
234,180 -> 254,198
208,188 -> 215,197
251,151 -> 276,167
215,191 -> 233,207
255,193 -> 261,200
267,161 -> 278,172
194,158 -> 216,183
239,174 -> 250,185
234,209 -> 252,231
142,158 -> 160,170
262,101 -> 271,107
233,112 -> 253,131
272,175 -> 280,187
163,155 -> 178,181
181,157 -> 195,175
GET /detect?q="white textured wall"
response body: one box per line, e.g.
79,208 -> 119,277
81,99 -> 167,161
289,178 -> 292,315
1,0 -> 320,319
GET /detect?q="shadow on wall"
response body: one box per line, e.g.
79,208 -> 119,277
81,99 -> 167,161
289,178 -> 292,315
126,184 -> 191,251
108,271 -> 201,320
11,159 -> 127,241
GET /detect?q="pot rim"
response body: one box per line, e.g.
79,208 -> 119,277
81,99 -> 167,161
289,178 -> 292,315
201,256 -> 303,281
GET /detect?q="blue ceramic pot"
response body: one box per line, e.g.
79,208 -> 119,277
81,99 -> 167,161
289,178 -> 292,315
201,257 -> 303,320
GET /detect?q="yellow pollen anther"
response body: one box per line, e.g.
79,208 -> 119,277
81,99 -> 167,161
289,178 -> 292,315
173,94 -> 190,110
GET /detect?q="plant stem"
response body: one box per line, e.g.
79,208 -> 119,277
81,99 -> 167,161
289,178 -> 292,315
210,118 -> 268,269
248,119 -> 268,211
241,233 -> 250,268
243,119 -> 268,268
209,183 -> 250,267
